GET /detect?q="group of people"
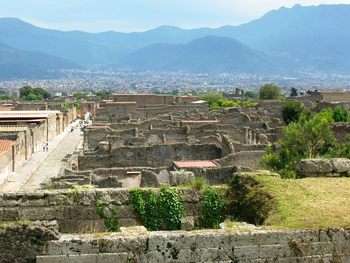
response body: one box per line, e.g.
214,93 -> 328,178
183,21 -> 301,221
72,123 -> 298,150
42,143 -> 49,152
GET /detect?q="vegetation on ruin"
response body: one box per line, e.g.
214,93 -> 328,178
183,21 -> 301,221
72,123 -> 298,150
185,176 -> 208,191
130,187 -> 184,231
201,92 -> 257,110
259,83 -> 282,100
199,187 -> 226,229
264,105 -> 350,177
19,85 -> 51,101
262,108 -> 350,178
95,199 -> 119,232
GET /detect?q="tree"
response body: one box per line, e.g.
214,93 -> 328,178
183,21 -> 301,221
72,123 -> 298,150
19,86 -> 51,101
262,110 -> 336,178
259,84 -> 282,100
282,100 -> 305,124
290,87 -> 298,97
244,91 -> 258,99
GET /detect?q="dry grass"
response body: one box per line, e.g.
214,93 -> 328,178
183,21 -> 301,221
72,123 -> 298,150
256,176 -> 350,229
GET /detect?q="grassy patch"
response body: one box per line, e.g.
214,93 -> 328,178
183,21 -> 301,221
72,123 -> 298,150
255,176 -> 350,229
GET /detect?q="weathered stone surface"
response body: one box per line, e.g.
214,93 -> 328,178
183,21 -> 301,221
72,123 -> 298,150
0,189 -> 208,233
297,158 -> 350,177
0,221 -> 59,263
36,229 -> 350,263
331,158 -> 350,173
169,170 -> 195,186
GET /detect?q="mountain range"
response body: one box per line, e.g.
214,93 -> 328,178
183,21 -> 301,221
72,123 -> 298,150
0,4 -> 349,79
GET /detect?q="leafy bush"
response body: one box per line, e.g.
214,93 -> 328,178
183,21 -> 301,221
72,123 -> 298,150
228,174 -> 274,225
259,84 -> 282,100
158,187 -> 184,230
130,190 -> 161,231
282,100 -> 305,124
185,177 -> 208,191
96,199 -> 119,232
199,187 -> 226,229
130,187 -> 184,231
327,135 -> 350,159
331,106 -> 350,122
201,92 -> 257,110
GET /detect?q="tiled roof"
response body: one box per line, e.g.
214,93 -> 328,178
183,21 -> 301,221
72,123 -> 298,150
0,139 -> 14,154
173,160 -> 218,169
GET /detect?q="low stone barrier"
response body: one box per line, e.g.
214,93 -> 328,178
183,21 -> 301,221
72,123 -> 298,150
297,158 -> 350,177
37,228 -> 350,263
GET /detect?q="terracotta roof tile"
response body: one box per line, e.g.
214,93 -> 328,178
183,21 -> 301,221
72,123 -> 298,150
173,160 -> 218,169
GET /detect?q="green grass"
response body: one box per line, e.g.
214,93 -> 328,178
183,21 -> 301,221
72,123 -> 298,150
256,176 -> 350,229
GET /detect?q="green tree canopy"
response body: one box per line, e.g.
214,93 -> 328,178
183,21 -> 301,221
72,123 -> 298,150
19,86 -> 51,101
282,100 -> 305,124
259,84 -> 282,100
262,110 -> 336,178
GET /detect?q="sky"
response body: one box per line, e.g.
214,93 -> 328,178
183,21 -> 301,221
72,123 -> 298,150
0,0 -> 350,32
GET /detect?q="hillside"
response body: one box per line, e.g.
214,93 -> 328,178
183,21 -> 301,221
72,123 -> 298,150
0,43 -> 79,79
0,4 -> 350,75
117,36 -> 280,73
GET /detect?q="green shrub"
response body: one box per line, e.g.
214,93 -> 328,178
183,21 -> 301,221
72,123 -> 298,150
331,106 -> 350,122
158,187 -> 184,230
96,200 -> 119,232
259,84 -> 282,100
282,100 -> 305,124
228,175 -> 274,225
199,187 -> 226,229
186,177 -> 208,191
200,92 -> 257,110
130,190 -> 161,231
130,187 -> 184,231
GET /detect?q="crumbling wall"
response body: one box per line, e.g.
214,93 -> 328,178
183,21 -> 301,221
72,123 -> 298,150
37,229 -> 350,263
79,143 -> 222,169
0,221 -> 59,263
216,151 -> 265,169
0,189 -> 202,233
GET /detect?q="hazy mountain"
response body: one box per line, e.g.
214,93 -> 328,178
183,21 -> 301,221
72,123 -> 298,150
117,36 -> 280,73
0,4 -> 349,76
0,42 -> 78,79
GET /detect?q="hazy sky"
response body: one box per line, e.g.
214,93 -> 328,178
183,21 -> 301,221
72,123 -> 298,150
1,0 -> 350,32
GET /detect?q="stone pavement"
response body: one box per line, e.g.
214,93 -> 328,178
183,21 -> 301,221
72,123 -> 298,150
0,121 -> 82,193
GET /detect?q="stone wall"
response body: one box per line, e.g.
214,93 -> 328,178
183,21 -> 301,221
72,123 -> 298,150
0,221 -> 59,263
0,188 -> 202,233
37,228 -> 350,263
216,151 -> 265,170
79,143 -> 222,169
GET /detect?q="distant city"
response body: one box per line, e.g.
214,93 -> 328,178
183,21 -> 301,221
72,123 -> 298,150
1,70 -> 350,96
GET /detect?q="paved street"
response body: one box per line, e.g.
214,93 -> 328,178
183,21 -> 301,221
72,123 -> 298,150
0,121 -> 82,193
